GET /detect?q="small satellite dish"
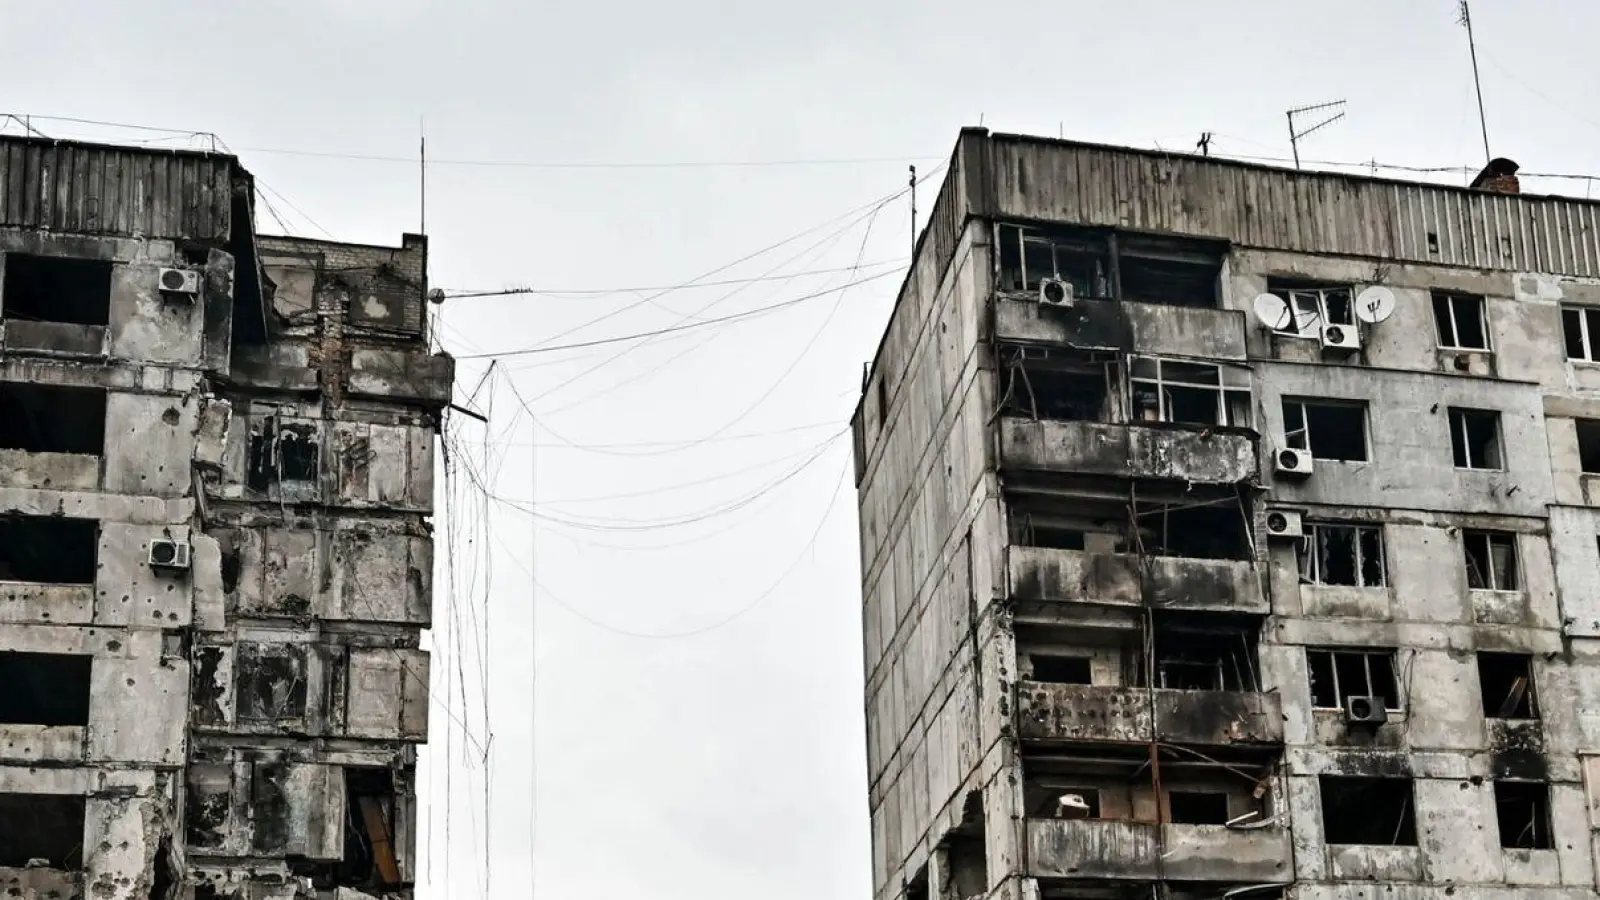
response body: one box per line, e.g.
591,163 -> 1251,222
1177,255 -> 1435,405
427,288 -> 447,305
1055,793 -> 1091,819
1354,286 -> 1396,324
1251,292 -> 1293,330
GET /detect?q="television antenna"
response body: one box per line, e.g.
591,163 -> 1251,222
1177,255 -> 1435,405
1286,100 -> 1346,169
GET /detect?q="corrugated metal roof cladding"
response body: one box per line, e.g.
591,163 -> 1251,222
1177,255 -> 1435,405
0,136 -> 241,240
974,129 -> 1600,277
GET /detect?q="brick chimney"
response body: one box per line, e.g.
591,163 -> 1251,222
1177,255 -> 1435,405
1470,157 -> 1520,194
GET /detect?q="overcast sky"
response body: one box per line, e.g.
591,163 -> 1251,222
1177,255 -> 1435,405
6,1 -> 1600,897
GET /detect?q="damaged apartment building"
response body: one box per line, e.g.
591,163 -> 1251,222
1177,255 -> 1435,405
0,135 -> 452,899
853,130 -> 1600,900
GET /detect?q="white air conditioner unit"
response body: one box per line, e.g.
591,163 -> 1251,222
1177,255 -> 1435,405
1319,323 -> 1360,351
158,267 -> 201,298
148,538 -> 192,571
1038,277 -> 1074,306
1274,447 -> 1313,477
1343,694 -> 1389,726
1264,508 -> 1305,540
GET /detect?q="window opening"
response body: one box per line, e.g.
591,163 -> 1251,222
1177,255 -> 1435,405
247,415 -> 320,492
1030,655 -> 1092,685
905,864 -> 931,900
0,793 -> 85,867
0,514 -> 98,584
1463,530 -> 1519,591
1576,419 -> 1600,474
1153,623 -> 1259,692
235,644 -> 310,722
0,652 -> 91,726
1433,292 -> 1490,350
1319,775 -> 1416,845
1477,652 -> 1538,719
1494,781 -> 1552,850
0,254 -> 113,326
1298,522 -> 1385,586
1282,398 -> 1368,461
1000,348 -> 1109,422
1118,236 -> 1222,308
1266,280 -> 1354,338
1449,408 -> 1503,469
1024,784 -> 1102,819
0,382 -> 107,455
998,224 -> 1111,300
341,768 -> 402,888
1307,649 -> 1400,710
1133,499 -> 1252,561
1168,791 -> 1231,825
1562,305 -> 1600,363
941,792 -> 988,900
1129,357 -> 1250,428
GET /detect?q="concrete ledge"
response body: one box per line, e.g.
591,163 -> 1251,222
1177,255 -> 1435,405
1017,682 -> 1284,745
0,724 -> 85,763
996,297 -> 1247,360
1008,546 -> 1264,613
0,449 -> 100,492
1026,818 -> 1292,882
999,418 -> 1257,483
0,581 -> 94,625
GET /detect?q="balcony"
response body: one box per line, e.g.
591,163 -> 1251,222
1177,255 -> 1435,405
1007,547 -> 1264,614
998,418 -> 1256,484
1026,818 -> 1292,883
995,297 -> 1247,361
1016,682 -> 1283,746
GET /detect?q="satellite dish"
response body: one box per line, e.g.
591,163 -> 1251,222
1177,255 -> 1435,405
1055,794 -> 1091,819
1251,292 -> 1293,330
1354,286 -> 1396,324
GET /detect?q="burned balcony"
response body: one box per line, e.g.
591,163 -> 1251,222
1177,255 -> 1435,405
1022,749 -> 1290,884
1006,493 -> 1264,614
0,381 -> 106,490
0,253 -> 111,356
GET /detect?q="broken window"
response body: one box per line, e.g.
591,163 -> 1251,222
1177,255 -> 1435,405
0,514 -> 98,584
1266,280 -> 1354,338
0,253 -> 112,326
187,761 -> 233,850
236,643 -> 310,722
999,347 -> 1110,422
1433,292 -> 1490,350
1478,652 -> 1538,719
1449,408 -> 1504,470
248,414 -> 321,492
1118,236 -> 1222,309
1129,357 -> 1250,428
1168,791 -> 1231,825
0,652 -> 91,726
1563,305 -> 1600,363
1495,781 -> 1552,850
1153,618 -> 1259,692
1575,419 -> 1600,474
340,768 -> 403,888
1307,648 -> 1400,710
998,224 -> 1112,300
1029,654 -> 1092,684
1463,530 -> 1519,591
0,382 -> 106,455
1282,398 -> 1368,461
940,793 -> 988,900
1319,776 -> 1417,845
1133,498 -> 1252,561
1298,522 -> 1385,587
0,793 -> 85,867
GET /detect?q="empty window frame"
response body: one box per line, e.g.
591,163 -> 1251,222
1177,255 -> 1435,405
1495,781 -> 1553,850
1477,652 -> 1538,719
341,768 -> 403,888
247,415 -> 321,491
1282,398 -> 1369,461
0,793 -> 86,867
1298,522 -> 1386,587
999,347 -> 1110,423
1153,623 -> 1260,692
1576,418 -> 1600,474
1319,776 -> 1417,845
997,224 -> 1112,300
1266,281 -> 1354,338
1449,408 -> 1504,469
0,514 -> 99,584
1562,305 -> 1600,363
1433,292 -> 1490,350
0,652 -> 91,726
1129,357 -> 1250,428
1463,530 -> 1519,591
0,382 -> 107,455
1029,654 -> 1092,684
1117,236 -> 1222,308
1307,648 -> 1401,710
0,253 -> 113,326
1167,791 -> 1232,825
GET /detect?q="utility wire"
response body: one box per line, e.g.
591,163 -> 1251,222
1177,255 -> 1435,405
440,258 -> 906,299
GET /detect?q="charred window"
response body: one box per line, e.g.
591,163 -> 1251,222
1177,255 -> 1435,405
1129,357 -> 1250,428
1265,279 -> 1354,338
1464,530 -> 1519,591
1320,776 -> 1416,845
235,643 -> 309,722
187,761 -> 233,850
1133,499 -> 1252,560
1282,398 -> 1368,461
1575,419 -> 1600,474
247,415 -> 321,492
1117,236 -> 1222,308
1,253 -> 112,326
0,793 -> 85,867
1433,291 -> 1489,350
0,652 -> 91,726
1168,791 -> 1231,825
1478,652 -> 1538,719
998,224 -> 1112,300
1153,617 -> 1259,692
1307,648 -> 1400,710
1449,407 -> 1504,470
0,382 -> 106,455
1029,654 -> 1092,684
340,768 -> 403,888
1298,522 -> 1385,587
0,514 -> 98,584
1495,781 -> 1552,850
999,346 -> 1109,422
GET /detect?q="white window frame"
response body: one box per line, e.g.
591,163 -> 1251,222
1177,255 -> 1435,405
1273,286 -> 1354,338
1298,522 -> 1386,587
1307,648 -> 1402,711
1128,357 -> 1251,428
1013,226 -> 1111,298
1449,407 -> 1504,471
1282,398 -> 1370,461
1434,292 -> 1491,351
1463,530 -> 1519,591
1563,304 -> 1600,363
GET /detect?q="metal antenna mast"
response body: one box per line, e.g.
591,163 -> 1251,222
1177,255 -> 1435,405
1286,100 -> 1347,169
1458,0 -> 1492,164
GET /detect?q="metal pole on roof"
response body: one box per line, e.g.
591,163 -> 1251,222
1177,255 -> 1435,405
1459,1 -> 1492,164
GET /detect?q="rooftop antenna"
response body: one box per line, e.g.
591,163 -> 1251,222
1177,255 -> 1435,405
1286,100 -> 1346,169
1197,132 -> 1213,157
1458,0 -> 1491,164
419,117 -> 427,235
909,165 -> 917,257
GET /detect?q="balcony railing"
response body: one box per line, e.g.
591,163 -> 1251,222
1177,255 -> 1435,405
1026,818 -> 1292,883
998,418 -> 1256,484
1008,547 -> 1264,614
1016,682 -> 1283,746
